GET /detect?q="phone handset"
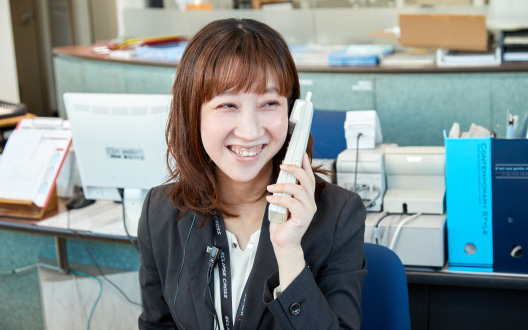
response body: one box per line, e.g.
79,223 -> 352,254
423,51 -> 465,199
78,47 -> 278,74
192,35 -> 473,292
268,92 -> 314,224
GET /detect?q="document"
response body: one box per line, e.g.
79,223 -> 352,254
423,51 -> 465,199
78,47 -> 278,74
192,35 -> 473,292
0,118 -> 71,208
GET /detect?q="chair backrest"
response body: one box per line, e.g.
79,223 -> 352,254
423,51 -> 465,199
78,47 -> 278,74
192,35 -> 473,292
361,243 -> 411,330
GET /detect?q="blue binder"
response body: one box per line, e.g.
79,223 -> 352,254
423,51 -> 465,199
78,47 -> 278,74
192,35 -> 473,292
445,135 -> 493,272
492,139 -> 528,273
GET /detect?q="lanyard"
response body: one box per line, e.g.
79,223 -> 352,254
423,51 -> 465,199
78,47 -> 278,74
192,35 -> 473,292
213,215 -> 249,330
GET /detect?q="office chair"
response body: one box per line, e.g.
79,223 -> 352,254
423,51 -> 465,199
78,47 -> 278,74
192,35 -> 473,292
361,243 -> 411,330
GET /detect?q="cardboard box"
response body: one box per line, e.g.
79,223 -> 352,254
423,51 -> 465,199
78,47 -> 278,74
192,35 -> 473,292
399,14 -> 488,51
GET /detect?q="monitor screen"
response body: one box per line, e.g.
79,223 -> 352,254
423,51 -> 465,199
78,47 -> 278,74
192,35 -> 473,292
63,93 -> 172,202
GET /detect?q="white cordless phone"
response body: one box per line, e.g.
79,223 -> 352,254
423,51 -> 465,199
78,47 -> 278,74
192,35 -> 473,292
268,92 -> 314,224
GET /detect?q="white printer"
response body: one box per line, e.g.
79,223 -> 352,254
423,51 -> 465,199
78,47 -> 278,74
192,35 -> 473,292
364,212 -> 446,268
336,144 -> 396,212
383,146 -> 446,214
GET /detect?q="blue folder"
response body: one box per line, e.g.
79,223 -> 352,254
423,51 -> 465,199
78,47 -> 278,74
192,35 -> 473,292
445,135 -> 493,272
492,139 -> 528,273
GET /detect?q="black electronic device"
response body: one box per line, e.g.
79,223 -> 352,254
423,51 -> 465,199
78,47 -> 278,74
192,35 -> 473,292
0,100 -> 27,120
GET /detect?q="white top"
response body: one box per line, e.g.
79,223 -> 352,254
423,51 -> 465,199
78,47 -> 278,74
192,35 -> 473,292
214,229 -> 261,330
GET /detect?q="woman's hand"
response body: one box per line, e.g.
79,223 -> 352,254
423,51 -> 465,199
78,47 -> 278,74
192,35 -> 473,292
266,153 -> 317,290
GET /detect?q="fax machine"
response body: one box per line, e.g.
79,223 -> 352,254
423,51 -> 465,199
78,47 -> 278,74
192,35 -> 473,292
337,144 -> 396,211
383,146 -> 446,214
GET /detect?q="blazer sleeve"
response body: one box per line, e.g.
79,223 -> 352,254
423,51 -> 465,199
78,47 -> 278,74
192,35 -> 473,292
138,188 -> 178,330
263,193 -> 367,330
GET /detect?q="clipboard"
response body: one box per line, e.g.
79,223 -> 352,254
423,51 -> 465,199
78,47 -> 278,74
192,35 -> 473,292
0,117 -> 72,219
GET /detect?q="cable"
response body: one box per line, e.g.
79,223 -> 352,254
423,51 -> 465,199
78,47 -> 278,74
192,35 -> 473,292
383,214 -> 401,246
71,269 -> 104,330
66,210 -> 142,308
204,266 -> 220,330
173,212 -> 196,330
0,262 -> 103,330
353,185 -> 369,194
389,213 -> 422,250
372,213 -> 393,245
353,133 -> 363,192
363,186 -> 381,209
117,188 -> 139,252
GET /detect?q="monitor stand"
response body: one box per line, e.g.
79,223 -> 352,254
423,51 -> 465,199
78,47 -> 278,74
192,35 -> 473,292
122,188 -> 148,237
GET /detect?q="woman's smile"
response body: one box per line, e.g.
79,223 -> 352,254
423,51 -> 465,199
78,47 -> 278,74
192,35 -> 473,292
228,145 -> 266,158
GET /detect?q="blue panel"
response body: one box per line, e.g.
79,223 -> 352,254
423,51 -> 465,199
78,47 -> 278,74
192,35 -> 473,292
311,109 -> 347,159
492,139 -> 528,273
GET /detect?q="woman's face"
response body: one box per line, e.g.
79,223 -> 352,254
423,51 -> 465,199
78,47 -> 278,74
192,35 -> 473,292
200,83 -> 289,186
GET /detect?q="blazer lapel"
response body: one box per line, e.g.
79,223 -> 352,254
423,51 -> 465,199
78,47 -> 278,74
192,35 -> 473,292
178,212 -> 215,330
239,208 -> 278,330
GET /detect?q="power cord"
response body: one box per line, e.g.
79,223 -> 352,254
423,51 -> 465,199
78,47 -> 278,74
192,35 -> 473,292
0,262 -> 103,330
66,210 -> 142,308
62,155 -> 141,309
117,188 -> 139,252
373,213 -> 393,245
389,213 -> 422,250
383,214 -> 400,246
363,186 -> 381,209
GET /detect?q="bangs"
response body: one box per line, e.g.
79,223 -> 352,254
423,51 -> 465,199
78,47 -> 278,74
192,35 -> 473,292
200,33 -> 295,102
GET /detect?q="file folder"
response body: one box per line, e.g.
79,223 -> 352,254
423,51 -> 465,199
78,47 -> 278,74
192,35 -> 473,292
0,118 -> 71,219
492,139 -> 528,273
445,135 -> 493,272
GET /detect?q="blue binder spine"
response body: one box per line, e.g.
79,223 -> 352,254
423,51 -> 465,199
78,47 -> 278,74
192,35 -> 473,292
445,135 -> 493,272
492,139 -> 528,273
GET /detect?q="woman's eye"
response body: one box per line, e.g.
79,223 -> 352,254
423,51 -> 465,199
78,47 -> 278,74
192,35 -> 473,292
263,101 -> 279,108
218,103 -> 236,110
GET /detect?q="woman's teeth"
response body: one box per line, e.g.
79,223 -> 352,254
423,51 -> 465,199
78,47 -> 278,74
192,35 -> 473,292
230,146 -> 261,157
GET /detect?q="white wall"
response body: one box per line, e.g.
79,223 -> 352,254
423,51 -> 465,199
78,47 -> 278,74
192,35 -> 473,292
123,6 -> 488,45
0,0 -> 20,103
116,0 -> 147,38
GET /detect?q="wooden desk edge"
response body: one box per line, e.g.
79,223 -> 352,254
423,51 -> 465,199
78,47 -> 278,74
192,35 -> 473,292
53,46 -> 528,73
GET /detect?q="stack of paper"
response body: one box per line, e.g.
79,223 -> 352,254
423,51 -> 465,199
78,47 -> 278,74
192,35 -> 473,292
328,45 -> 394,66
380,52 -> 436,67
0,118 -> 71,208
436,48 -> 502,67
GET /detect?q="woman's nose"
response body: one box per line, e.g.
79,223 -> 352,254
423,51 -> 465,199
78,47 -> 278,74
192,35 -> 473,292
234,108 -> 262,141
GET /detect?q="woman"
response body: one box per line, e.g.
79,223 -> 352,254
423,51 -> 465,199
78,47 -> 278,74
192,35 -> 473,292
138,18 -> 366,330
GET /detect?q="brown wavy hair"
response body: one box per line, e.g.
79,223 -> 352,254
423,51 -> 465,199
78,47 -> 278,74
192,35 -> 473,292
166,18 -> 325,219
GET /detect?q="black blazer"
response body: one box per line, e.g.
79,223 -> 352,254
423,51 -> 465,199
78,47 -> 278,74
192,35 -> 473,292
138,181 -> 367,330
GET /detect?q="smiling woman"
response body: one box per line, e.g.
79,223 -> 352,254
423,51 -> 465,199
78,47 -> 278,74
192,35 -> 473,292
138,18 -> 367,330
166,18 -> 302,218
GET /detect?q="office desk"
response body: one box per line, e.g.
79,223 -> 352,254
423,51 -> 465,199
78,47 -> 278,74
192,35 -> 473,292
406,266 -> 528,330
0,201 -> 136,272
2,202 -> 528,330
0,202 -> 140,330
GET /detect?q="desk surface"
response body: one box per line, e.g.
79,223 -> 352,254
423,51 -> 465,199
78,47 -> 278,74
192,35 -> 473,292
0,200 -> 134,244
0,113 -> 36,128
53,45 -> 528,74
2,200 -> 528,291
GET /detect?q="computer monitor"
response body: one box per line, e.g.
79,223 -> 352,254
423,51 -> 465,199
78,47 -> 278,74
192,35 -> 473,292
63,93 -> 172,230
